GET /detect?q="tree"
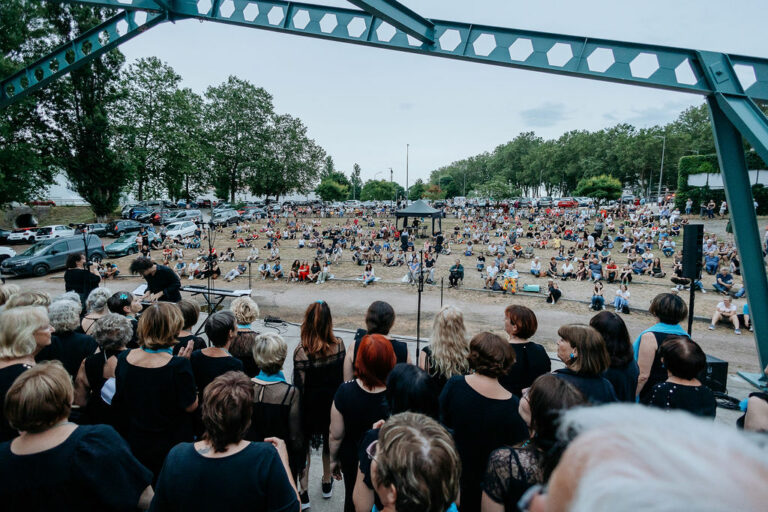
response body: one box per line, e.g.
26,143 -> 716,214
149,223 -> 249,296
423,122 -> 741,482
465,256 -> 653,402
163,88 -> 208,201
113,57 -> 182,201
423,184 -> 445,200
474,176 -> 518,200
575,174 -> 622,204
315,177 -> 349,202
251,113 -> 325,200
349,163 -> 362,200
205,76 -> 274,202
360,180 -> 400,201
320,155 -> 335,179
42,3 -> 132,219
0,0 -> 55,207
408,179 -> 426,200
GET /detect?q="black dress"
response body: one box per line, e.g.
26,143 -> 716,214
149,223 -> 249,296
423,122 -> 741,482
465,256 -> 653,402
149,442 -> 300,512
293,342 -> 345,444
421,346 -> 452,394
0,363 -> 31,442
173,334 -> 207,356
246,380 -> 303,477
81,348 -> 126,425
36,331 -> 98,377
603,361 -> 640,403
352,329 -> 408,365
639,331 -> 690,404
357,428 -> 383,510
0,424 -> 152,511
64,268 -> 101,305
499,342 -> 551,397
439,376 -> 529,512
190,350 -> 243,396
552,368 -> 618,404
647,382 -> 717,418
333,380 -> 389,512
111,351 -> 197,477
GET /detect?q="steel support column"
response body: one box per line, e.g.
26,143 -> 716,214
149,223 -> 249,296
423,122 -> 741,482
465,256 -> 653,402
708,96 -> 768,386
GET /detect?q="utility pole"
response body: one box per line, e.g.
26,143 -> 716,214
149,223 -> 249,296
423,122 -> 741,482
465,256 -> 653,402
656,135 -> 666,199
406,144 -> 410,202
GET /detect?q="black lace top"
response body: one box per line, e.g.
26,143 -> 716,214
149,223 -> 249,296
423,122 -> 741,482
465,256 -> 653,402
482,446 -> 544,510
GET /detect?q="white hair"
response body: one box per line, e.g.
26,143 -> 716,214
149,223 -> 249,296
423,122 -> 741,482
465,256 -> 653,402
52,291 -> 82,307
555,404 -> 768,511
48,300 -> 81,332
85,287 -> 112,314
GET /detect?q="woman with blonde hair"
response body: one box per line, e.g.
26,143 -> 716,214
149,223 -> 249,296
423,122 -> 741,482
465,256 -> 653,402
0,306 -> 53,442
293,300 -> 346,508
419,305 -> 469,394
230,296 -> 261,377
111,302 -> 197,478
81,287 -> 112,334
0,283 -> 20,310
4,290 -> 50,309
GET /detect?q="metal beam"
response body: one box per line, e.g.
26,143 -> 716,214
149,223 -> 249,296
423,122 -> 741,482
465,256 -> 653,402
0,9 -> 166,108
46,0 -> 164,10
707,96 -> 768,380
38,0 -> 768,104
713,94 -> 768,166
346,0 -> 434,44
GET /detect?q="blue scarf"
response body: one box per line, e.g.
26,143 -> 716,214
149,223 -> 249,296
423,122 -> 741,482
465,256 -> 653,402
256,370 -> 287,383
633,322 -> 689,360
373,505 -> 458,512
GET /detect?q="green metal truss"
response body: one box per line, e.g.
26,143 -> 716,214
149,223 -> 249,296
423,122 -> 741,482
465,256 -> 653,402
3,0 -> 768,385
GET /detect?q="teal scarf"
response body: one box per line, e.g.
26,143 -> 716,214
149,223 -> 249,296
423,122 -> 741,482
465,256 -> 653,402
633,322 -> 688,360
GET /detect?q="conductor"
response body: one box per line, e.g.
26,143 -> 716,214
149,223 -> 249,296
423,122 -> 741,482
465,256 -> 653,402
129,257 -> 182,303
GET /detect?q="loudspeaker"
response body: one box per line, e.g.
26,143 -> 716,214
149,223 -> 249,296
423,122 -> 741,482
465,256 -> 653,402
698,354 -> 728,393
682,224 -> 704,279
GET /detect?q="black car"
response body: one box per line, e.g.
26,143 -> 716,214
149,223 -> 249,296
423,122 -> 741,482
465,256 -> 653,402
75,223 -> 108,236
105,219 -> 145,237
1,235 -> 106,277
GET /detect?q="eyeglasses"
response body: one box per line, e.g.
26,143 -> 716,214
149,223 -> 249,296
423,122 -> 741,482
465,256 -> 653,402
365,440 -> 379,463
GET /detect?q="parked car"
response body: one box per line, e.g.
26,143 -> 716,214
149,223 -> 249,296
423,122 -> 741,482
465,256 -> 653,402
137,208 -> 173,225
557,197 -> 578,208
27,199 -> 56,206
161,209 -> 201,225
517,198 -> 534,208
210,209 -> 241,226
164,221 -> 198,239
0,229 -> 11,244
121,203 -> 137,219
1,235 -> 106,277
537,196 -> 553,207
241,208 -> 267,221
105,232 -> 161,258
75,223 -> 108,237
620,195 -> 636,205
105,219 -> 144,237
7,228 -> 37,244
576,197 -> 593,207
35,225 -> 76,241
176,200 -> 199,209
196,198 -> 213,209
129,200 -> 175,220
0,247 -> 16,264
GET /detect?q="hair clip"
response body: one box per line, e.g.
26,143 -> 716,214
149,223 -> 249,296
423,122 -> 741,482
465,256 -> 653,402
119,293 -> 129,300
316,300 -> 324,304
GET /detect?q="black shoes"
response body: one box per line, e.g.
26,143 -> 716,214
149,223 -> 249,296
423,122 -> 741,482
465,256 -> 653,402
322,480 -> 333,499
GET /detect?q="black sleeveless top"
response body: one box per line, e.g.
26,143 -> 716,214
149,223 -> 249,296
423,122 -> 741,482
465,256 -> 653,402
421,346 -> 449,394
639,331 -> 690,404
352,329 -> 408,366
82,349 -> 125,425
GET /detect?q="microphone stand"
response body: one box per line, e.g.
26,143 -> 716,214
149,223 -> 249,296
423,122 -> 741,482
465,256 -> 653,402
416,249 -> 424,359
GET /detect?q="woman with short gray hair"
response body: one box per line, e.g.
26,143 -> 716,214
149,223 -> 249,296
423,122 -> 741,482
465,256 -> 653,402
36,300 -> 97,378
246,333 -> 303,484
74,313 -> 133,425
81,287 -> 112,334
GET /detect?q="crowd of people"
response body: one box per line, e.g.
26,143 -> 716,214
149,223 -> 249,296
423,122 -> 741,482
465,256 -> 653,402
0,272 -> 767,511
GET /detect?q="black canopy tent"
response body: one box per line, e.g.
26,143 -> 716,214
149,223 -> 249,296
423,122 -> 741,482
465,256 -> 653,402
395,200 -> 442,237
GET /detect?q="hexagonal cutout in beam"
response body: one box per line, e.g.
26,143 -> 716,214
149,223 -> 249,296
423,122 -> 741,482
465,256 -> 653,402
243,3 -> 259,22
347,17 -> 366,38
219,0 -> 235,18
473,34 -> 496,57
674,59 -> 697,85
508,38 -> 533,62
196,0 -> 212,15
376,22 -> 396,43
630,52 -> 659,79
587,47 -> 614,73
439,29 -> 461,52
547,43 -> 572,67
293,9 -> 310,30
319,13 -> 337,34
116,19 -> 129,36
734,64 -> 758,90
267,6 -> 284,26
406,35 -> 422,47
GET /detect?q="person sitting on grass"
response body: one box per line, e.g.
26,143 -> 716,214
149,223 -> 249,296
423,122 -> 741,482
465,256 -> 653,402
546,279 -> 562,304
449,259 -> 464,288
590,281 -> 605,311
574,260 -> 588,281
530,257 -> 541,278
485,262 -> 499,289
614,284 -> 630,313
713,266 -> 735,295
560,260 -> 575,280
709,296 -> 741,335
271,259 -> 283,281
362,264 -> 376,287
224,263 -> 247,282
605,259 -> 618,283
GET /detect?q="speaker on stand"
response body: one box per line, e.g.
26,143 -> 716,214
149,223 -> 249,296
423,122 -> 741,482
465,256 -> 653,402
682,224 -> 704,335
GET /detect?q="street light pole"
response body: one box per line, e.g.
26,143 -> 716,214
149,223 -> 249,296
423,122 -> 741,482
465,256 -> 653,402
655,135 -> 666,199
406,144 -> 410,202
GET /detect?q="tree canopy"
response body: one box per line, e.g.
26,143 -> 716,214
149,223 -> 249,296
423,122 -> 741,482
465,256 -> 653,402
574,174 -> 622,203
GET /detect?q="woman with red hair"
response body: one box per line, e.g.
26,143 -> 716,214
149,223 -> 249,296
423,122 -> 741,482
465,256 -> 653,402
330,334 -> 395,512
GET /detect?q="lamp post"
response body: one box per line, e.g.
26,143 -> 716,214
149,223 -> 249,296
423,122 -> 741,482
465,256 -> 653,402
654,135 -> 666,199
406,143 -> 410,202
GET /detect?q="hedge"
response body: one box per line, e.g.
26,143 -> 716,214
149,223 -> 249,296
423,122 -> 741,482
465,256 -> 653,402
675,152 -> 768,215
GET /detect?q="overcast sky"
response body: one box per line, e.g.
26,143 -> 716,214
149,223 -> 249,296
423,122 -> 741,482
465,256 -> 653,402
118,0 -> 768,187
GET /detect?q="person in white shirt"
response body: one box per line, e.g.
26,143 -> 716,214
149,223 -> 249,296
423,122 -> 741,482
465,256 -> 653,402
258,262 -> 271,279
709,296 -> 741,334
247,247 -> 260,261
561,260 -> 575,280
317,262 -> 330,284
613,284 -> 630,312
530,257 -> 541,277
484,263 -> 499,289
186,261 -> 200,280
